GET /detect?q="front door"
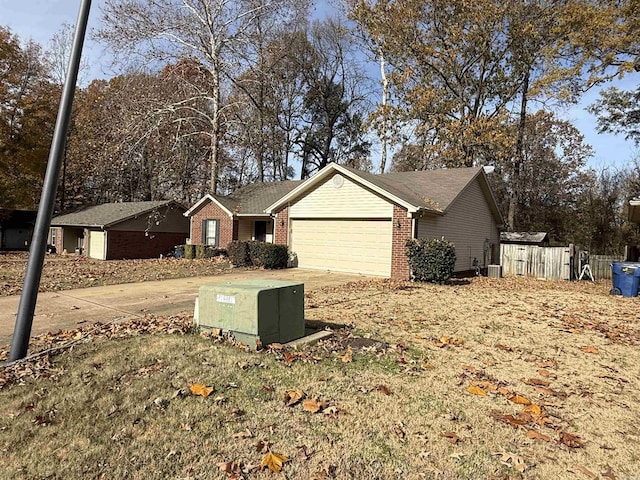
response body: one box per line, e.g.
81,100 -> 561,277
255,221 -> 267,242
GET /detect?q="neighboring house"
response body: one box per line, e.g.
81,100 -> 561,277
0,210 -> 37,250
500,232 -> 549,246
50,201 -> 189,260
266,163 -> 502,279
184,181 -> 302,248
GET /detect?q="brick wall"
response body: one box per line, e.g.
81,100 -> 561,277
51,227 -> 63,253
190,201 -> 235,248
391,205 -> 412,280
274,206 -> 289,245
106,231 -> 187,259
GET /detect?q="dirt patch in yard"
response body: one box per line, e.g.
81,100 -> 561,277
0,276 -> 639,479
0,251 -> 235,296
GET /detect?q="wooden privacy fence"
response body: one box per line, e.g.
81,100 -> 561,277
500,245 -> 623,281
500,244 -> 571,280
589,255 -> 624,280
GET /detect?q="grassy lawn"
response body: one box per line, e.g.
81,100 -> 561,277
1,277 -> 639,479
0,252 -> 234,296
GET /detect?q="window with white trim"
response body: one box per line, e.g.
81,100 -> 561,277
202,219 -> 219,246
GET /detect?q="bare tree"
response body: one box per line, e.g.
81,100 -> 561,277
97,0 -> 307,193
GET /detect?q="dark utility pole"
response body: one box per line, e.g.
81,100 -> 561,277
9,0 -> 92,361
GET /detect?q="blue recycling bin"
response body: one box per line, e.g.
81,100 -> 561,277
611,262 -> 640,297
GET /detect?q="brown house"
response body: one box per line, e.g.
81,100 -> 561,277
186,163 -> 503,280
50,201 -> 188,259
184,181 -> 301,248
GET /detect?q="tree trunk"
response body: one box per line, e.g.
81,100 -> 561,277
209,70 -> 221,194
508,68 -> 530,232
378,49 -> 389,174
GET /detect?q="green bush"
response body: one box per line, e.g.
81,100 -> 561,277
204,246 -> 227,259
247,241 -> 266,267
259,243 -> 288,269
195,244 -> 206,259
227,240 -> 288,269
184,244 -> 195,260
406,238 -> 456,283
227,240 -> 251,267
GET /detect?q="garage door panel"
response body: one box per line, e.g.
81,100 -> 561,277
291,219 -> 391,276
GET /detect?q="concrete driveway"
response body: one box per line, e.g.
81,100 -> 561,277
0,268 -> 368,346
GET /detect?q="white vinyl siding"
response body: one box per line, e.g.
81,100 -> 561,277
290,219 -> 392,276
88,230 -> 106,260
290,174 -> 393,218
416,178 -> 499,272
237,220 -> 253,241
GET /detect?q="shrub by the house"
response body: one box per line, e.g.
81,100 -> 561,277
227,240 -> 251,267
406,238 -> 456,283
228,240 -> 288,269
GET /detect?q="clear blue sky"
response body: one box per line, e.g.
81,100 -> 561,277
2,0 -> 638,172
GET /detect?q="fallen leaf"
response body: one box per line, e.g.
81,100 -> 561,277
601,467 -> 617,480
521,377 -> 551,387
341,348 -> 353,363
468,385 -> 487,396
526,430 -> 550,442
461,365 -> 475,372
260,451 -> 289,473
581,345 -> 599,354
394,423 -> 406,440
376,384 -> 392,395
440,431 -> 460,444
256,440 -> 272,454
509,394 -> 532,405
282,389 -> 304,407
232,429 -> 253,439
536,360 -> 557,369
189,383 -> 214,398
534,386 -> 568,398
495,344 -> 513,352
283,352 -> 296,364
537,368 -> 555,378
560,432 -> 585,448
303,398 -> 328,413
490,410 -> 528,428
521,404 -> 542,417
574,465 -> 597,479
495,451 -> 528,473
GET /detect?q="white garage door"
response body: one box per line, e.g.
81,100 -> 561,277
290,219 -> 392,276
88,230 -> 106,260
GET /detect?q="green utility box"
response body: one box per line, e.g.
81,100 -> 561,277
195,279 -> 305,346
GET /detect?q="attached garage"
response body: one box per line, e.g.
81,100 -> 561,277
267,163 -> 503,279
290,219 -> 392,276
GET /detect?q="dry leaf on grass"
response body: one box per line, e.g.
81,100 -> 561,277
189,383 -> 214,397
376,384 -> 392,395
580,345 -> 599,354
468,385 -> 487,396
574,465 -> 598,479
440,431 -> 460,444
526,430 -> 550,442
260,451 -> 289,473
521,404 -> 542,418
521,377 -> 551,387
283,389 -> 304,407
232,429 -> 253,439
303,398 -> 328,413
340,348 -> 353,363
495,451 -> 528,473
559,432 -> 585,448
256,440 -> 272,454
508,394 -> 532,405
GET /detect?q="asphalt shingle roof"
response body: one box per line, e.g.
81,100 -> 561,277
51,200 -> 177,227
212,181 -> 302,215
339,165 -> 482,213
